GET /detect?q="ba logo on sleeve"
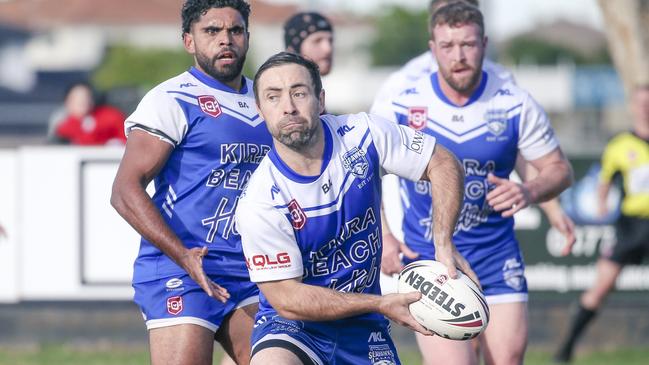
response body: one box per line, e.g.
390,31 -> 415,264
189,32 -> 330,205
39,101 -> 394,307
166,296 -> 183,315
197,95 -> 222,118
288,199 -> 307,229
408,107 -> 428,130
342,147 -> 369,178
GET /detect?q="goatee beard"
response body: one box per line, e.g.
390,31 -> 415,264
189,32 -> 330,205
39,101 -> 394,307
196,52 -> 246,83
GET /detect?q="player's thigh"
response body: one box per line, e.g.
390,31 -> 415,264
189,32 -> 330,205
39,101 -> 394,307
415,332 -> 478,365
480,301 -> 528,365
251,347 -> 304,365
150,324 -> 215,365
215,302 -> 258,364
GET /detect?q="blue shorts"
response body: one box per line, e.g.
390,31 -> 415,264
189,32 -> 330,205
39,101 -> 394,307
251,315 -> 401,365
133,273 -> 259,332
404,239 -> 528,304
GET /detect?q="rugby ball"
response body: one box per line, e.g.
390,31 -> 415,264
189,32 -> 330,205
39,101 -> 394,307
397,260 -> 489,340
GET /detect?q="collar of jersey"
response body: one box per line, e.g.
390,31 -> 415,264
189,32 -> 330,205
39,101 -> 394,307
430,70 -> 488,107
268,119 -> 333,184
188,66 -> 248,94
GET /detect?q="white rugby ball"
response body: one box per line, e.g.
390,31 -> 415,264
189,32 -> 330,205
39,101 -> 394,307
397,260 -> 489,340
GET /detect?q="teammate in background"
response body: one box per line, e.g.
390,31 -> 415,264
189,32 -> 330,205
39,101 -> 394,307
554,85 -> 649,363
374,3 -> 573,365
111,1 -> 271,364
236,52 -> 476,365
372,0 -> 576,258
284,12 -> 334,76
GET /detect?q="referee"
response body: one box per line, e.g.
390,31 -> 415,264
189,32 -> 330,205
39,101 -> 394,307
554,85 -> 649,363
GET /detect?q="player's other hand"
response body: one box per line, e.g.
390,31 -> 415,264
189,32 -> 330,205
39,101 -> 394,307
381,232 -> 419,275
486,173 -> 532,217
180,246 -> 230,303
380,292 -> 434,336
434,242 -> 481,289
549,210 -> 576,256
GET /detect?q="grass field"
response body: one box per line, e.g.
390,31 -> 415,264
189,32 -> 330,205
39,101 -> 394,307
0,345 -> 647,365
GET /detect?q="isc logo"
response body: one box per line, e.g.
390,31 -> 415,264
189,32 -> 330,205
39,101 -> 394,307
246,252 -> 291,269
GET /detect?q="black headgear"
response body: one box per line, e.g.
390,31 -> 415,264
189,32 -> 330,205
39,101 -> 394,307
283,12 -> 333,54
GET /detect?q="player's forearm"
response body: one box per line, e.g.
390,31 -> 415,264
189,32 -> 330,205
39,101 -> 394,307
523,160 -> 573,204
263,281 -> 384,321
426,145 -> 464,245
111,179 -> 188,265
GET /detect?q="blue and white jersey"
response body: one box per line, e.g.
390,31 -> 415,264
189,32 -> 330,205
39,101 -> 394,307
375,68 -> 559,254
236,112 -> 436,322
125,67 -> 273,284
370,51 -> 514,119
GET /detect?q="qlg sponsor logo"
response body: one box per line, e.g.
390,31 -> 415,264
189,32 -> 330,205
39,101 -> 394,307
246,252 -> 292,270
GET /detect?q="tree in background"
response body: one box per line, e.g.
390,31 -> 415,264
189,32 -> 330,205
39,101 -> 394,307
369,6 -> 429,66
598,0 -> 649,95
501,37 -> 610,66
92,46 -> 257,91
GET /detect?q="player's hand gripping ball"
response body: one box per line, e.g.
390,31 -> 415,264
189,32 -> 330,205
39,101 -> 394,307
398,260 -> 489,340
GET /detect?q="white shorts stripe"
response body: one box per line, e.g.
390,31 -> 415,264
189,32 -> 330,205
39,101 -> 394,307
236,295 -> 259,310
145,316 -> 219,333
485,292 -> 528,304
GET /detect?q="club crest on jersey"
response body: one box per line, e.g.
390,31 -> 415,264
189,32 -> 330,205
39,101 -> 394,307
408,107 -> 428,130
485,109 -> 508,136
288,199 -> 307,229
166,296 -> 183,315
197,95 -> 222,118
342,147 -> 369,179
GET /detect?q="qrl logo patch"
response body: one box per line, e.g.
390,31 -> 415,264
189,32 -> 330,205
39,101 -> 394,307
288,199 -> 307,229
408,107 -> 428,130
167,296 -> 183,315
198,95 -> 222,118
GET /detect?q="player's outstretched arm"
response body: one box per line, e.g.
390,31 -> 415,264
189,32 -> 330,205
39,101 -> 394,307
515,155 -> 576,254
257,278 -> 433,335
111,130 -> 229,302
420,145 -> 478,284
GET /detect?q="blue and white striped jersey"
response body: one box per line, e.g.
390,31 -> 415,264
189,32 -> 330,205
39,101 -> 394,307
125,67 -> 273,283
236,112 -> 436,321
374,68 -> 559,255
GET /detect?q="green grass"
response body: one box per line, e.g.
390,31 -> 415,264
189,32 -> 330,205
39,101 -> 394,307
0,345 -> 646,364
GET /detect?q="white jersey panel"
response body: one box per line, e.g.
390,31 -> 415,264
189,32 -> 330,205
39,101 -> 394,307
517,94 -> 560,161
126,77 -> 191,145
236,197 -> 304,283
366,113 -> 436,181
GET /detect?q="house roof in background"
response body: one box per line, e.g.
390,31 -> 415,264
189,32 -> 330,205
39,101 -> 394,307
0,0 -> 302,29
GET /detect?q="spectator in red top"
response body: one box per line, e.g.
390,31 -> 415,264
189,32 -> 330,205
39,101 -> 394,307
52,82 -> 126,145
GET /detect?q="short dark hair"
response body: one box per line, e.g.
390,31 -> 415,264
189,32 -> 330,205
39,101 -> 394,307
253,52 -> 322,105
429,1 -> 484,40
181,0 -> 251,35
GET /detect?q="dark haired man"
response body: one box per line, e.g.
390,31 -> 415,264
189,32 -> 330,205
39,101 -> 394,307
111,1 -> 270,364
236,52 -> 476,365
